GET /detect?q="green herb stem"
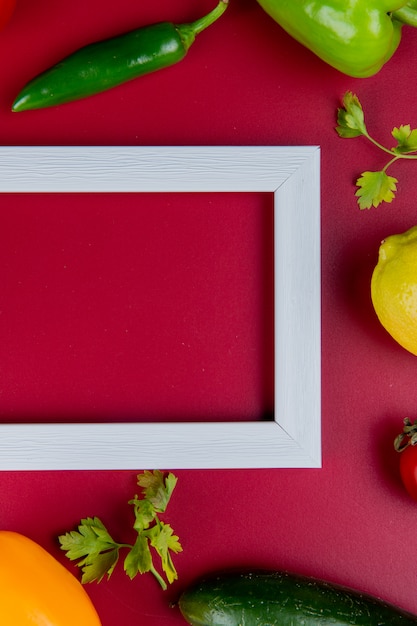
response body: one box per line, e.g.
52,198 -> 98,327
150,565 -> 168,590
58,470 -> 181,590
382,155 -> 402,173
364,133 -> 398,157
336,91 -> 417,208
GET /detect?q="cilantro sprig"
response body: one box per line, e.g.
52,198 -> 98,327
336,91 -> 417,209
58,470 -> 182,590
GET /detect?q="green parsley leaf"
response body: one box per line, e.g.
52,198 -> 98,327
129,496 -> 156,532
58,471 -> 181,590
79,547 -> 120,584
124,534 -> 152,579
392,124 -> 417,154
58,517 -> 120,583
137,469 -> 177,513
335,91 -> 417,208
355,171 -> 398,209
58,516 -> 116,561
147,522 -> 183,584
336,91 -> 367,138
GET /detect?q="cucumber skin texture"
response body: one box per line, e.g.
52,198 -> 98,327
178,571 -> 417,626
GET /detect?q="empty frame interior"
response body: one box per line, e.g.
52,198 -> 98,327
0,146 -> 321,469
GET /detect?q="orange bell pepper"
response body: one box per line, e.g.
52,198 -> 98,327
0,530 -> 102,625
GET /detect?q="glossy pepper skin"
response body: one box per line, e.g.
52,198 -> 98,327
0,531 -> 102,626
12,1 -> 228,111
256,0 -> 417,77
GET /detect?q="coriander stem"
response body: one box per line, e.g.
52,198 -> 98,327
150,564 -> 167,590
383,155 -> 402,173
364,132 -> 397,157
365,132 -> 417,161
393,152 -> 417,160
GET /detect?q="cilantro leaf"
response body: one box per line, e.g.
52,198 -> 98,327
336,91 -> 367,138
335,91 -> 417,209
124,534 -> 152,579
58,471 -> 181,590
58,517 -> 120,583
355,171 -> 398,209
58,517 -> 116,560
79,548 -> 120,583
147,522 -> 183,584
137,469 -> 177,513
392,124 -> 417,154
129,496 -> 156,532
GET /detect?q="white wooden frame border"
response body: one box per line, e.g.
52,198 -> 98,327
0,146 -> 321,470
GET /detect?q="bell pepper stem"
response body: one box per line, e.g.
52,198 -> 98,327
392,4 -> 417,28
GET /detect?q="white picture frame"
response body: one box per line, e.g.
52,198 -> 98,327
0,146 -> 321,470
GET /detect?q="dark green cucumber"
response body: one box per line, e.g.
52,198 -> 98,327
178,570 -> 417,626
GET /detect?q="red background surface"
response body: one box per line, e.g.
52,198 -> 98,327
2,0 -> 417,624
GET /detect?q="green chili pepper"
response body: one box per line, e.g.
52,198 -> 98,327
255,0 -> 417,77
12,0 -> 228,112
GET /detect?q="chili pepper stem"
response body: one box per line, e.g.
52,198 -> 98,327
190,0 -> 228,36
12,0 -> 229,112
177,0 -> 229,50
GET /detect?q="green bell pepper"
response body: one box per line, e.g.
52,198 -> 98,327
255,0 -> 417,77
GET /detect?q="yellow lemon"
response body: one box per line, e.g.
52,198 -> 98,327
371,225 -> 417,356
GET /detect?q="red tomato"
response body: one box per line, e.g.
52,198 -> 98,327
399,444 -> 417,501
0,0 -> 15,31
